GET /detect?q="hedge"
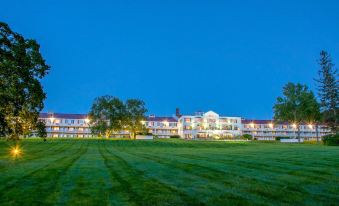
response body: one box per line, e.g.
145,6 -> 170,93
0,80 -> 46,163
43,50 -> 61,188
170,135 -> 181,138
242,134 -> 253,140
322,134 -> 339,146
275,136 -> 290,141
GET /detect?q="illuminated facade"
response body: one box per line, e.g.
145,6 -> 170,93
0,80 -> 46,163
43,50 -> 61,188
241,120 -> 330,140
178,111 -> 242,139
39,111 -> 330,140
142,115 -> 178,138
39,113 -> 92,138
39,113 -> 178,138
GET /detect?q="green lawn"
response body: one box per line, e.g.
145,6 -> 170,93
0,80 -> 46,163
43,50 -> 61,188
0,139 -> 338,206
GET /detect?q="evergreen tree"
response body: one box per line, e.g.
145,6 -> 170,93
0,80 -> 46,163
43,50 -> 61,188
315,50 -> 339,133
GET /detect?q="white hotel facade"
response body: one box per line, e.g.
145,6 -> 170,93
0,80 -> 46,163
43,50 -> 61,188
177,111 -> 242,139
39,110 -> 330,140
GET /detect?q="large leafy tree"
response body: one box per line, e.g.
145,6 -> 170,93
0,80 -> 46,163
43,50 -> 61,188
89,96 -> 147,138
274,83 -> 321,142
125,99 -> 147,139
89,96 -> 125,138
0,22 -> 49,139
315,50 -> 339,133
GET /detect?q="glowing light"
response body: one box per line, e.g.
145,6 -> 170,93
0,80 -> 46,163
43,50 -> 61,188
85,118 -> 90,123
250,123 -> 255,128
269,123 -> 274,128
308,124 -> 313,129
10,146 -> 22,158
292,124 -> 297,128
163,121 -> 168,127
140,120 -> 145,124
50,117 -> 55,123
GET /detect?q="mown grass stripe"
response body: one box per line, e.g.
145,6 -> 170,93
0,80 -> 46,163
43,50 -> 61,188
111,145 -> 264,205
0,141 -> 88,206
0,140 -> 78,189
111,141 -> 338,205
102,141 -> 205,206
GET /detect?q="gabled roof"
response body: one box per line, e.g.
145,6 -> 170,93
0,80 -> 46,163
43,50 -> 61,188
40,113 -> 88,119
203,111 -> 219,117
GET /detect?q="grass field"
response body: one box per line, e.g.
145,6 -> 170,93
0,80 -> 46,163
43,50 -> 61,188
0,139 -> 338,206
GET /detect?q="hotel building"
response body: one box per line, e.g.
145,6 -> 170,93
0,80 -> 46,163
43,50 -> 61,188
143,115 -> 178,138
39,110 -> 330,140
241,120 -> 330,140
39,113 -> 92,138
178,111 -> 242,139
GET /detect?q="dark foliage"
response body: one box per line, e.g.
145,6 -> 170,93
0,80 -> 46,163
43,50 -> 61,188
170,135 -> 181,138
0,22 -> 49,139
315,50 -> 339,133
241,134 -> 252,140
322,134 -> 339,146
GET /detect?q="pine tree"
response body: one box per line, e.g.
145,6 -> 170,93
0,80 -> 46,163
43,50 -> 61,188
315,50 -> 339,133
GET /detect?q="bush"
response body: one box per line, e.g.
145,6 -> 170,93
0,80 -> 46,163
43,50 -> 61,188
242,134 -> 252,140
137,132 -> 152,135
275,136 -> 289,141
322,134 -> 339,146
170,135 -> 181,139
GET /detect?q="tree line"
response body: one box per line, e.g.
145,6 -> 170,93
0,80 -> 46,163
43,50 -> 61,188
273,51 -> 338,141
0,21 -> 338,141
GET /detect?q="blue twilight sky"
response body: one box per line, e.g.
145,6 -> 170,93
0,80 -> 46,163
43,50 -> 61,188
1,0 -> 339,119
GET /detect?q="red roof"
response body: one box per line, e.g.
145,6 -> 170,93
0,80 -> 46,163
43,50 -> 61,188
241,119 -> 273,124
242,119 -> 290,125
146,116 -> 177,122
40,113 -> 88,119
40,113 -> 176,122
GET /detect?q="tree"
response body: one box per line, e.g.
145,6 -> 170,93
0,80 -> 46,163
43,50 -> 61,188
36,120 -> 47,141
125,99 -> 147,139
315,50 -> 339,133
274,83 -> 321,142
89,96 -> 148,139
0,22 -> 50,140
89,96 -> 125,138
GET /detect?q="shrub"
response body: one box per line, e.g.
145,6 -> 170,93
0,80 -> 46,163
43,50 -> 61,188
137,132 -> 152,135
242,134 -> 252,140
322,134 -> 339,146
170,135 -> 181,139
275,136 -> 289,141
